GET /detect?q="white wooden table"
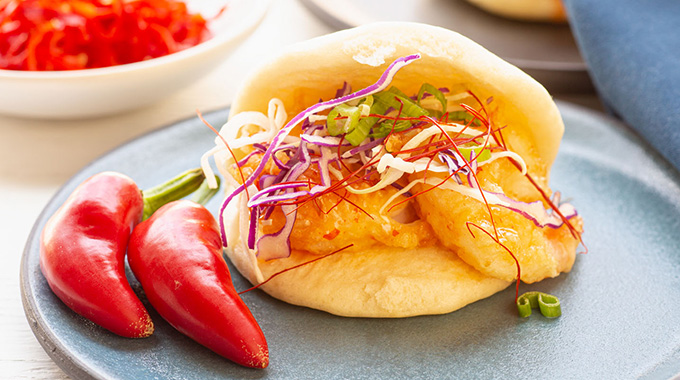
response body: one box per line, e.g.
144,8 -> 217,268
0,1 -> 331,378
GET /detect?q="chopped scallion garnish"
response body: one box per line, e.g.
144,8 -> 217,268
448,110 -> 481,126
373,88 -> 428,119
346,88 -> 429,144
517,291 -> 561,318
458,146 -> 491,162
417,83 -> 447,114
327,104 -> 362,136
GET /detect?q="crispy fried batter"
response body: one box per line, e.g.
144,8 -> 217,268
415,159 -> 582,283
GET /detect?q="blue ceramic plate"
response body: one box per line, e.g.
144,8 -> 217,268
21,104 -> 680,379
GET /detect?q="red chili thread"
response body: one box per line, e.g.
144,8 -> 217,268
386,172 -> 457,214
237,244 -> 354,294
466,222 -> 522,300
466,91 -> 508,150
336,135 -> 354,174
460,103 -> 490,129
521,170 -> 583,242
325,189 -> 350,214
422,115 -> 501,244
271,173 -> 373,220
197,110 -> 250,201
467,90 -> 490,119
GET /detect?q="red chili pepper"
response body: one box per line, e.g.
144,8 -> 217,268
40,172 -> 153,338
127,200 -> 269,368
40,169 -> 205,338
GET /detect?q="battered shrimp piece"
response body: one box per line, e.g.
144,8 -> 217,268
235,151 -> 437,256
415,159 -> 583,283
265,186 -> 437,255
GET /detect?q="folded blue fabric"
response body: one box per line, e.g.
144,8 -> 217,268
562,0 -> 680,170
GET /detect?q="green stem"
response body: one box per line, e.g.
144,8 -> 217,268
190,176 -> 221,206
142,168 -> 205,220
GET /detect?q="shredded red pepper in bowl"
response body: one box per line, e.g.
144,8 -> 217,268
0,0 -> 212,71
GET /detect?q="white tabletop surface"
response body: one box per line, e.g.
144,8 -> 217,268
0,1 -> 602,378
0,1 -> 332,378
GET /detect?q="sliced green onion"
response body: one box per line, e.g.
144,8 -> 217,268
344,113 -> 383,146
517,291 -> 561,318
374,120 -> 412,136
386,86 -> 410,99
343,87 -> 429,146
351,87 -> 429,142
361,95 -> 374,108
458,146 -> 491,162
373,88 -> 429,119
344,95 -> 390,146
448,110 -> 481,126
417,83 -> 447,114
538,293 -> 562,318
326,104 -> 362,136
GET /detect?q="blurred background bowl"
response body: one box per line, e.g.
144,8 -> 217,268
0,0 -> 270,120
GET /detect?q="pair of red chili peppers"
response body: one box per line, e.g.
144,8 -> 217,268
39,170 -> 268,368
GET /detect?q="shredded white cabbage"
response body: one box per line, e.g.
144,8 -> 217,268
376,154 -> 449,174
487,151 -> 528,175
201,98 -> 289,189
399,124 -> 482,153
418,91 -> 469,111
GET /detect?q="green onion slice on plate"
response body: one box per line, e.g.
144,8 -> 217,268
517,291 -> 561,318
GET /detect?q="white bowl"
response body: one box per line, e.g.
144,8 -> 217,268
0,0 -> 270,119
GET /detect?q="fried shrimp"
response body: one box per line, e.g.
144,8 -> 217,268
277,188 -> 437,254
415,158 -> 582,283
232,150 -> 437,255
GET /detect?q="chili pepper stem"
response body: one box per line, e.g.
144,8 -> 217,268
141,168 -> 206,220
190,176 -> 221,206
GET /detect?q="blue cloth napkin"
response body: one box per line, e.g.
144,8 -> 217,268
562,0 -> 680,170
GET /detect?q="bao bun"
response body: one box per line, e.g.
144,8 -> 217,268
223,22 -> 566,317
